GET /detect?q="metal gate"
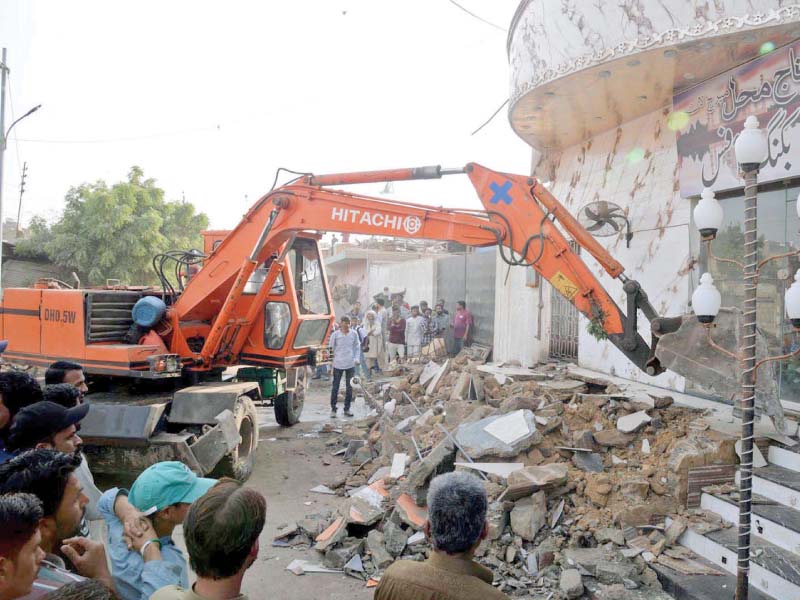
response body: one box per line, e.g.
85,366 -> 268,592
549,243 -> 580,360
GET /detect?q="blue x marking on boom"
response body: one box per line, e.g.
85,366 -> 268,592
489,180 -> 513,205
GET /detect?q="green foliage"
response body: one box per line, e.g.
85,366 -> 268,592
20,167 -> 209,285
587,313 -> 609,341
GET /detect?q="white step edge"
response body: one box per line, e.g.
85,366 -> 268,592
768,446 -> 800,473
672,518 -> 799,600
701,492 -> 800,555
737,470 -> 800,509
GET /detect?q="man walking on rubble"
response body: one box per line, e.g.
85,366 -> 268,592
374,471 -> 508,600
328,316 -> 360,418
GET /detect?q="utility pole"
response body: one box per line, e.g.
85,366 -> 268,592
15,161 -> 26,237
0,47 -> 8,292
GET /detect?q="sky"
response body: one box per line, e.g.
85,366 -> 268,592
0,0 -> 530,230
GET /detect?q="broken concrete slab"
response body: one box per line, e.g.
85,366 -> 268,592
617,411 -> 651,433
323,538 -> 363,569
419,361 -> 441,387
314,516 -> 347,551
454,410 -> 542,459
596,561 -> 638,585
454,462 -> 524,479
407,530 -> 426,546
572,452 -> 604,473
563,547 -> 612,573
560,568 -> 584,599
510,490 -> 546,541
426,359 -> 450,395
476,363 -> 543,382
449,372 -> 471,401
286,559 -> 342,575
595,528 -> 626,546
594,429 -> 634,448
395,493 -> 428,530
348,481 -> 388,526
507,463 -> 568,489
310,484 -> 337,495
366,530 -> 394,569
536,378 -> 588,399
390,453 -> 408,479
405,438 -> 456,493
383,521 -> 409,557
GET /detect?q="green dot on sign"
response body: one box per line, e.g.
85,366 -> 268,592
667,111 -> 690,131
626,148 -> 645,164
760,41 -> 776,55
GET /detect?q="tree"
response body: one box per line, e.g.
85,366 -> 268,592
16,167 -> 209,285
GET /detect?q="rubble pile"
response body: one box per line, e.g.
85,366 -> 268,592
278,349 -> 737,597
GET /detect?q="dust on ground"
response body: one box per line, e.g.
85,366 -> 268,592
238,377 -> 373,598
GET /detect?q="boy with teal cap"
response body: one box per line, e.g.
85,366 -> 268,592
98,462 -> 216,600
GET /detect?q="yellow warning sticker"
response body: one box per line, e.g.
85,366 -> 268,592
551,271 -> 579,300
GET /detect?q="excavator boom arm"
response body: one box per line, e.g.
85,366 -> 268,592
175,163 -> 664,374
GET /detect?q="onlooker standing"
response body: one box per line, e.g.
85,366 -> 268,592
437,299 -> 450,315
328,316 -> 360,418
421,307 -> 435,352
374,472 -> 508,600
347,301 -> 363,322
98,462 -> 216,600
35,386 -> 103,542
386,307 -> 406,364
363,311 -> 384,380
452,300 -> 474,354
151,479 -> 267,600
419,300 -> 429,314
405,306 -> 425,358
0,372 -> 44,463
44,362 -> 88,402
0,450 -> 115,597
375,298 -> 388,348
0,493 -> 46,600
432,304 -> 449,338
353,317 -> 367,378
6,401 -> 98,541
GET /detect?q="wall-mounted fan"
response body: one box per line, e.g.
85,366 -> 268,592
578,201 -> 633,248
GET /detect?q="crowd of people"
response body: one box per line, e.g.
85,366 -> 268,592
322,290 -> 475,418
0,357 -> 267,600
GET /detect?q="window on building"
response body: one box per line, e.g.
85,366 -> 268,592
695,183 -> 800,401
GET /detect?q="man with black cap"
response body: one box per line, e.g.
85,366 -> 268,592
6,401 -> 103,543
6,402 -> 88,456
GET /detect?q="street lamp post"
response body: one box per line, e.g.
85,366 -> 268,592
0,47 -> 41,292
692,115 -> 800,600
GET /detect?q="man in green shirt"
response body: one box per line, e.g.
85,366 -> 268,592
151,479 -> 266,600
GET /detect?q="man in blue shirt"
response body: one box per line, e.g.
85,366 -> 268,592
329,316 -> 361,418
98,461 -> 216,600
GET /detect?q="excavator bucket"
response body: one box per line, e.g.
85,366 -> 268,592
654,307 -> 785,432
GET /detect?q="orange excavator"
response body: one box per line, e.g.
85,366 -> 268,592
0,163 -> 682,479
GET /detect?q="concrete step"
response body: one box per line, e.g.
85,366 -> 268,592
653,554 -> 777,600
674,519 -> 800,599
702,492 -> 800,555
767,445 -> 800,473
748,464 -> 800,509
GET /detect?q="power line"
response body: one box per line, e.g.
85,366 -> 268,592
471,98 -> 508,135
446,0 -> 506,32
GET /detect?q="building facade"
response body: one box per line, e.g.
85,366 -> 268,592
498,1 -> 800,402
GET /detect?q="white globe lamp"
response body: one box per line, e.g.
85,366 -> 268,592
694,188 -> 723,239
692,273 -> 722,324
786,270 -> 800,329
734,115 -> 768,170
